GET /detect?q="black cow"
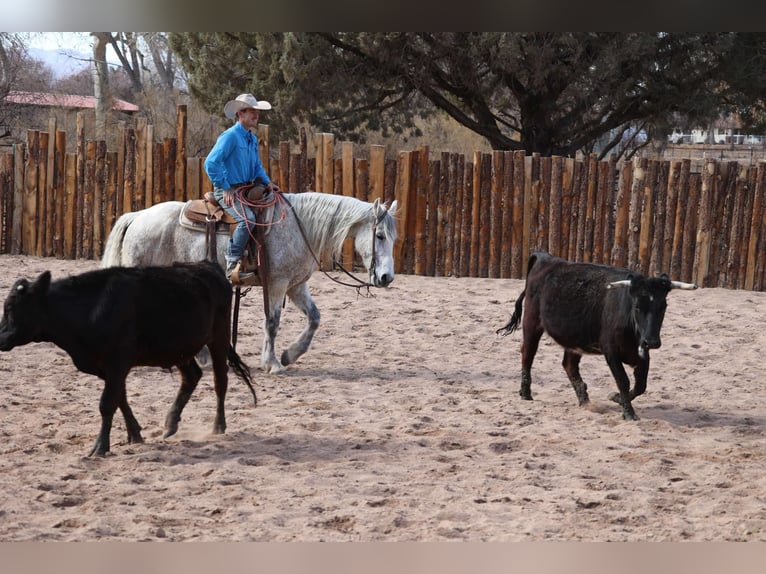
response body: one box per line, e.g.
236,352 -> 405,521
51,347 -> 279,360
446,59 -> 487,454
0,260 -> 257,456
497,252 -> 697,420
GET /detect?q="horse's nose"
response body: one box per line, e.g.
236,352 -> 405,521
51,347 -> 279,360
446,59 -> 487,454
378,273 -> 393,287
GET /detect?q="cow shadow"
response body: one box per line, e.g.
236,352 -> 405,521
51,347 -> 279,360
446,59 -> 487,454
637,403 -> 766,431
121,431 -> 390,466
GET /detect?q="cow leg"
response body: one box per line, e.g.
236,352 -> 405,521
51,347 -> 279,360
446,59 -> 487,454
280,282 -> 320,368
520,325 -> 543,400
605,355 -> 638,420
209,341 -> 229,435
118,389 -> 143,445
89,377 -> 126,457
164,360 -> 203,438
562,350 -> 589,406
630,355 -> 649,400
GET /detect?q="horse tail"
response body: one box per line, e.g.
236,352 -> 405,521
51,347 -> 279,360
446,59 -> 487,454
228,346 -> 257,406
101,211 -> 139,268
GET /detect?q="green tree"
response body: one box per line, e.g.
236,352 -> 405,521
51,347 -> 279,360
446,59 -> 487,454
170,32 -> 765,159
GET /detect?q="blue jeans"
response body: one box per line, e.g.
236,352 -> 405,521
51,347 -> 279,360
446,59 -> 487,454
213,188 -> 257,263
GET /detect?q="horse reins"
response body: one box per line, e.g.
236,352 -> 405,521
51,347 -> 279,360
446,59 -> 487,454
279,193 -> 379,296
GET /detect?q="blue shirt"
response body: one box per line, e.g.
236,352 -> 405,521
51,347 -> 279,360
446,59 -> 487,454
204,122 -> 271,190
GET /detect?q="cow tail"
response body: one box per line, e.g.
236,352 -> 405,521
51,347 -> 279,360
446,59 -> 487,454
228,346 -> 258,406
497,289 -> 525,336
101,211 -> 139,268
497,252 -> 546,336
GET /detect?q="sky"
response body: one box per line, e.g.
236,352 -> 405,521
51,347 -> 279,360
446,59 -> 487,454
24,32 -> 121,78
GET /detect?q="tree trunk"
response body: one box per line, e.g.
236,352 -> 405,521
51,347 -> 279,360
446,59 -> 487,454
91,32 -> 111,142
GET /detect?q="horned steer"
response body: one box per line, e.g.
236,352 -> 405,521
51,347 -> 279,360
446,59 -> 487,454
0,261 -> 256,456
497,252 -> 697,420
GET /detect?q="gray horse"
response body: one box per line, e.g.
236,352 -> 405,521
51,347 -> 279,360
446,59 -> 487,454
101,192 -> 398,374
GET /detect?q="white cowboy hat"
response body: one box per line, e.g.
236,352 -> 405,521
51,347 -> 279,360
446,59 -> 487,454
224,93 -> 272,119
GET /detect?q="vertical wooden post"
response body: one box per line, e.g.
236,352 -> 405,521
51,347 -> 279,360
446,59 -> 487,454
443,153 -> 458,277
279,141 -> 291,192
426,160 -> 439,276
459,161 -> 473,278
115,121 -> 125,218
258,124 -> 270,178
694,159 -> 716,287
93,140 -> 107,259
581,153 -> 597,263
44,117 -> 56,256
414,147 -> 429,276
163,137 -> 176,205
135,117 -> 147,209
36,131 -> 49,256
548,156 -> 563,259
744,161 -> 765,290
537,156 -> 550,254
638,159 -> 657,275
23,130 -> 39,256
145,123 -> 154,208
435,152 -> 449,277
611,159 -> 632,268
369,144 -> 385,203
82,140 -> 95,259
53,130 -> 66,257
124,129 -> 137,212
175,105 -> 187,200
64,154 -> 76,259
105,151 -> 118,240
727,164 -> 748,289
395,150 -> 412,274
11,144 -> 24,254
488,150 -> 504,278
469,151 -> 482,277
663,161 -> 682,274
511,151 -> 525,278
681,172 -> 700,283
670,159 -> 691,280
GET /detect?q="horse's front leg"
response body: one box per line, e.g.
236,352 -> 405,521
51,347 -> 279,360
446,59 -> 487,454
281,282 -> 320,368
262,283 -> 288,374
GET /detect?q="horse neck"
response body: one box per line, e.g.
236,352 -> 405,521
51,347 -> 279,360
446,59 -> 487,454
287,193 -> 370,258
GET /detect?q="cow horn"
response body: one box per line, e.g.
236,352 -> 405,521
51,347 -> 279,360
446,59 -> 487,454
670,280 -> 698,290
607,280 -> 631,289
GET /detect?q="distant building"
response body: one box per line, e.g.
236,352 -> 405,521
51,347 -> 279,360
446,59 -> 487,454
1,90 -> 140,149
3,90 -> 139,114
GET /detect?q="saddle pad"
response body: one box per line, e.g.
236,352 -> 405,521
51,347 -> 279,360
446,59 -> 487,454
179,201 -> 236,235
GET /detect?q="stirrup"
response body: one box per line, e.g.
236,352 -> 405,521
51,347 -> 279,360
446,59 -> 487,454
228,261 -> 255,285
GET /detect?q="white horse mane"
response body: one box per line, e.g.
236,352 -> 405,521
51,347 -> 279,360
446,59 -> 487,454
286,192 -> 396,260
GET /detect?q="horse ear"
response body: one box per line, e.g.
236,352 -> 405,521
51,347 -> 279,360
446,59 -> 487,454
372,197 -> 381,212
389,200 -> 398,216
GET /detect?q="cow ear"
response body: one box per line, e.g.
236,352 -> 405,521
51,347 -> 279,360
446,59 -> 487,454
32,270 -> 52,294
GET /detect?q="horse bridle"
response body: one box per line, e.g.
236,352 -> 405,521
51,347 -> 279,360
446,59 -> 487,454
282,194 -> 382,296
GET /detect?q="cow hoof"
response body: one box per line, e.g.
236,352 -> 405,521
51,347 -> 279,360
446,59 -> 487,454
519,391 -> 533,401
608,392 -> 622,404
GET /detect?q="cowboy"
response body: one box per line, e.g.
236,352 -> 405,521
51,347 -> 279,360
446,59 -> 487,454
204,93 -> 280,281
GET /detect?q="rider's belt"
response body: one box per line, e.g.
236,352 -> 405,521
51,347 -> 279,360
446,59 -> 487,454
231,181 -> 256,189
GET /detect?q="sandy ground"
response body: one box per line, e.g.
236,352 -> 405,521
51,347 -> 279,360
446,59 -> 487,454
0,253 -> 764,542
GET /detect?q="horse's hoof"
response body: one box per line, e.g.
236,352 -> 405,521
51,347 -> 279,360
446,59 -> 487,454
263,360 -> 286,374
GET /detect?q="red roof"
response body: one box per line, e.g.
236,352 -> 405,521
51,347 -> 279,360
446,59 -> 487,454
4,91 -> 139,113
